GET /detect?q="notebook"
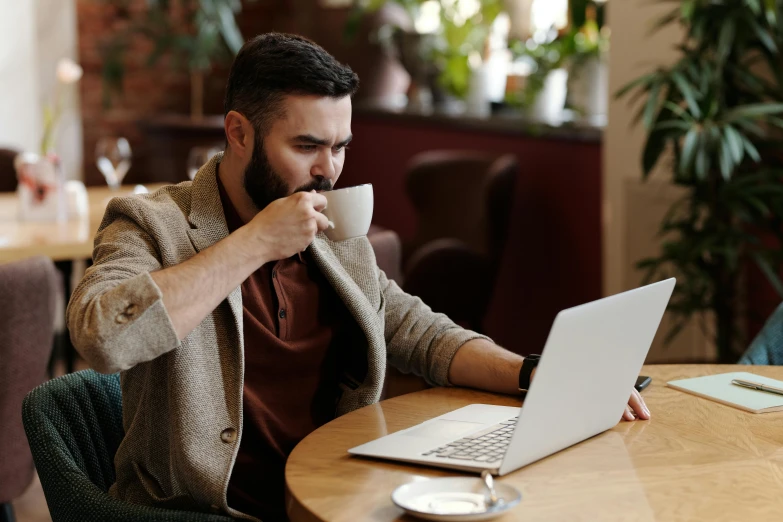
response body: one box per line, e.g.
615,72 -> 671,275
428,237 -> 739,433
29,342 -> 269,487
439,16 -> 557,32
667,372 -> 783,414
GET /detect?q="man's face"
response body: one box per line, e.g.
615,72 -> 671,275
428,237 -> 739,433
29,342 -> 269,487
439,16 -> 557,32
243,94 -> 353,211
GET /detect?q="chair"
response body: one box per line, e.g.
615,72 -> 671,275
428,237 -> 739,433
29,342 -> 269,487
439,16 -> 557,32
740,302 -> 783,365
402,150 -> 518,332
366,225 -> 425,398
0,147 -> 19,193
0,256 -> 60,521
368,224 -> 403,285
22,370 -> 233,522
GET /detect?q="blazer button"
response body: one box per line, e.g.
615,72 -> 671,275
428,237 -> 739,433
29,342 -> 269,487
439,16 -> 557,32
220,428 -> 237,443
125,303 -> 138,316
115,314 -> 129,324
210,504 -> 221,513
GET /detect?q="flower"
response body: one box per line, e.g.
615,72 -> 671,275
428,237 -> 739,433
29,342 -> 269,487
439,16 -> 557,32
56,58 -> 83,84
42,58 -> 83,154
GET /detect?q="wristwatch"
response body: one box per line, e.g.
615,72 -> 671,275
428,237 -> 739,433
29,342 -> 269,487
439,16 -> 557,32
518,354 -> 541,395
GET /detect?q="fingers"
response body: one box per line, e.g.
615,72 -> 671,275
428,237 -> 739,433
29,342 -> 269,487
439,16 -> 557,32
622,406 -> 635,422
313,211 -> 330,232
308,191 -> 328,212
628,388 -> 651,420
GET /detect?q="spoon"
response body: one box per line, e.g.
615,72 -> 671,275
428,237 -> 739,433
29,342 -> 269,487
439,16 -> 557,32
481,470 -> 501,508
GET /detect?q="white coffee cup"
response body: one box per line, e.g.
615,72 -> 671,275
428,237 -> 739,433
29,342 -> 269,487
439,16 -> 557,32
322,184 -> 374,241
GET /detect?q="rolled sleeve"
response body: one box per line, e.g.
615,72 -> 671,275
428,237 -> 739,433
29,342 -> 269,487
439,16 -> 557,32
380,268 -> 492,386
67,201 -> 181,374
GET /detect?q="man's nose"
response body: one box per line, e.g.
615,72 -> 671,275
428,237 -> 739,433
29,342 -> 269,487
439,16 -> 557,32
311,149 -> 336,181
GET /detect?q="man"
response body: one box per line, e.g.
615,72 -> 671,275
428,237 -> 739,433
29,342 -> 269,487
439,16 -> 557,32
67,33 -> 649,521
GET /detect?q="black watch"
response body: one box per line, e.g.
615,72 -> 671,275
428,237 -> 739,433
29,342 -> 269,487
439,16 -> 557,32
518,354 -> 541,395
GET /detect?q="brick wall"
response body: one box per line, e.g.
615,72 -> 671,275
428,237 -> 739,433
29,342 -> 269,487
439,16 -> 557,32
76,0 -> 408,186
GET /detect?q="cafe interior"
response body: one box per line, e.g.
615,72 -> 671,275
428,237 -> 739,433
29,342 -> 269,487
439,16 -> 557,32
3,0 -> 783,521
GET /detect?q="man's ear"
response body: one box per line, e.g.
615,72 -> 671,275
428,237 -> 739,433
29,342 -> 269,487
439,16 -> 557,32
224,111 -> 255,160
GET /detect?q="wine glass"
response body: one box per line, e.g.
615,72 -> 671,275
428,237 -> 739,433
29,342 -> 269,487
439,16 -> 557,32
187,145 -> 221,180
95,136 -> 132,190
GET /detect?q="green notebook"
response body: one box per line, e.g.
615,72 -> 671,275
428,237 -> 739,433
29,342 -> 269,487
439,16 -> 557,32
667,372 -> 783,414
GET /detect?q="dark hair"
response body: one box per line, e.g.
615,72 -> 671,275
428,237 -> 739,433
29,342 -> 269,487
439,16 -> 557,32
224,32 -> 359,136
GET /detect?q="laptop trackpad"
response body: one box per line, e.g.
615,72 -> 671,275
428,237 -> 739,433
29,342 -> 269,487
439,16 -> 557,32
404,420 -> 486,440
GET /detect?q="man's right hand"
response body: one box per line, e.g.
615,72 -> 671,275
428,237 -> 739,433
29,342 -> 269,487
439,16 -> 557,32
246,191 -> 330,262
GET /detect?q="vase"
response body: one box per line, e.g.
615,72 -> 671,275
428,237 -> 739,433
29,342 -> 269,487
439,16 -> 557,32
530,68 -> 569,124
568,55 -> 608,122
390,29 -> 443,114
14,152 -> 66,222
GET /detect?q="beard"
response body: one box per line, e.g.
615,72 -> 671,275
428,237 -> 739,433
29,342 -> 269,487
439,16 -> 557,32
243,136 -> 333,211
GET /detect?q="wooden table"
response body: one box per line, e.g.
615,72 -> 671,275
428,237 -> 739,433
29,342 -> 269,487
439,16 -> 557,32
286,365 -> 783,521
0,183 -> 169,263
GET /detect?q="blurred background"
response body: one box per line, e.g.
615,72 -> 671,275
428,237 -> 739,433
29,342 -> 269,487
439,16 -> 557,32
5,1 -> 783,519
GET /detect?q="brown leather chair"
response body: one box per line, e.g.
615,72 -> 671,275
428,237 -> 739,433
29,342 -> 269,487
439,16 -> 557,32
366,225 -> 427,398
0,147 -> 19,193
0,256 -> 60,522
402,150 -> 518,333
368,224 -> 403,285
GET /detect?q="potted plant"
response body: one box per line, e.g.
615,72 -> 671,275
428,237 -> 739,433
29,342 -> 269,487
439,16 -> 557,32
507,0 -> 608,123
101,0 -> 256,120
348,0 -> 504,112
617,0 -> 783,361
566,1 -> 609,119
508,31 -> 572,121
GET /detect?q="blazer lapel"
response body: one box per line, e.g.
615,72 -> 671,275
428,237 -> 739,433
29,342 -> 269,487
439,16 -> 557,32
185,152 -> 243,335
309,235 -> 380,332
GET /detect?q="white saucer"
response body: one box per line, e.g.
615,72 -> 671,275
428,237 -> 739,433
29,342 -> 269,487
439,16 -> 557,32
391,477 -> 522,521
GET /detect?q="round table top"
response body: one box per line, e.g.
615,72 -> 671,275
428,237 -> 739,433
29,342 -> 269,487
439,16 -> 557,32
286,364 -> 783,522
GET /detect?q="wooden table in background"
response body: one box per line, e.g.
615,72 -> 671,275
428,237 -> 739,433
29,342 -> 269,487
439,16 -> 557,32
286,365 -> 783,521
0,183 -> 169,373
0,183 -> 169,263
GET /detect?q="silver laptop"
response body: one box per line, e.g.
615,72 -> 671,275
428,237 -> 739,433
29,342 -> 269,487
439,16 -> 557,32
348,278 -> 675,476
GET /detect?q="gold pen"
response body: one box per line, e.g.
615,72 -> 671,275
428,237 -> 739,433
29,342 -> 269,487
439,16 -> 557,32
731,379 -> 783,397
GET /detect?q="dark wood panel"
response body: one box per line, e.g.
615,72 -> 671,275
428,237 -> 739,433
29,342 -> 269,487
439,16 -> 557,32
341,114 -> 604,355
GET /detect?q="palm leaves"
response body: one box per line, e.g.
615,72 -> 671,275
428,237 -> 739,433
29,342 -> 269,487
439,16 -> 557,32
618,0 -> 783,361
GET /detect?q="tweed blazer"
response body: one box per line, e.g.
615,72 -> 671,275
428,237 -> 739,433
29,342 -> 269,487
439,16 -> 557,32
66,153 -> 487,520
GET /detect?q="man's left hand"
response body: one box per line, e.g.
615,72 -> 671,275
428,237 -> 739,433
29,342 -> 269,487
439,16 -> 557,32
622,388 -> 650,421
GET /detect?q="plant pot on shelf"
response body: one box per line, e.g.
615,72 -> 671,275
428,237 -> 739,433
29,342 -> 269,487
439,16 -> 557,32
568,55 -> 608,121
391,29 -> 442,114
352,3 -> 412,110
530,68 -> 568,123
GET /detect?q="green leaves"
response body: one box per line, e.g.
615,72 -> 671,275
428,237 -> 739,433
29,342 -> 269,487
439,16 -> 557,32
617,0 -> 783,359
347,0 -> 505,99
680,127 -> 699,174
671,70 -> 702,119
100,0 -> 257,102
718,19 -> 736,61
214,0 -> 244,55
724,103 -> 783,121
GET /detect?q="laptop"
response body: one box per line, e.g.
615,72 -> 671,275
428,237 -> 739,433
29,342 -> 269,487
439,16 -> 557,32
348,278 -> 676,476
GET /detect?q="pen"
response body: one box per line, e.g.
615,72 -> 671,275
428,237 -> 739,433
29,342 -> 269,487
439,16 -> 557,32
731,379 -> 783,397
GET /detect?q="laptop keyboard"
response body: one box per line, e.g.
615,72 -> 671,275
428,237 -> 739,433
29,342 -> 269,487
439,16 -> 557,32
421,417 -> 518,463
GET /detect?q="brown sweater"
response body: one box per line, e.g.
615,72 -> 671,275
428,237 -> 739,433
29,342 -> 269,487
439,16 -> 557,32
218,176 -> 360,521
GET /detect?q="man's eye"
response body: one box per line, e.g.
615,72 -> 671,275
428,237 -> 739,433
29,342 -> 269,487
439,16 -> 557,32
333,145 -> 348,153
298,145 -> 316,152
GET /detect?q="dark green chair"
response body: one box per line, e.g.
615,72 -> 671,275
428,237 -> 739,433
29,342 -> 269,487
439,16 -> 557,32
740,302 -> 783,365
22,370 -> 233,521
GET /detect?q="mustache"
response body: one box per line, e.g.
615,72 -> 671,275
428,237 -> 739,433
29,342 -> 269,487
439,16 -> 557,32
295,177 -> 333,193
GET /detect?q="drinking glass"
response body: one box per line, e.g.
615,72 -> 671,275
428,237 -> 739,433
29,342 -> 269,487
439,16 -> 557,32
187,145 -> 221,181
95,136 -> 132,190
